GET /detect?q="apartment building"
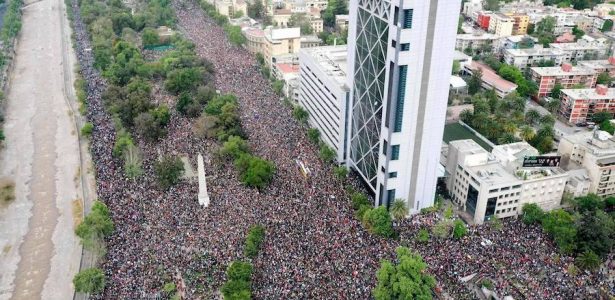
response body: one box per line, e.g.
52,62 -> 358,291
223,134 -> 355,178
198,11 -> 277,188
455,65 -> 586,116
559,130 -> 615,197
455,33 -> 499,53
549,38 -> 610,62
489,13 -> 514,37
446,140 -> 568,224
531,63 -> 597,98
505,13 -> 530,35
559,85 -> 615,124
477,12 -> 491,30
335,14 -> 350,30
578,57 -> 615,77
464,61 -> 518,98
504,47 -> 569,70
298,46 -> 350,163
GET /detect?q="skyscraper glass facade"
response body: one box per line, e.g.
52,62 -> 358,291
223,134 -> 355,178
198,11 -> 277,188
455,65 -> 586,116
350,2 -> 389,189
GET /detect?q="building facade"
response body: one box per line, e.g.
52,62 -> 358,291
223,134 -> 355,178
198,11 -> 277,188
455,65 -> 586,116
559,131 -> 615,197
446,140 -> 568,224
503,48 -> 569,70
506,13 -> 529,35
347,0 -> 460,212
298,46 -> 350,163
455,33 -> 499,53
531,63 -> 597,98
578,57 -> 615,77
488,13 -> 514,37
559,85 -> 615,124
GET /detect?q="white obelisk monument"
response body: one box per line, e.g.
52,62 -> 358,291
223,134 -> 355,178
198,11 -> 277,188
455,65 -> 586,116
197,154 -> 210,207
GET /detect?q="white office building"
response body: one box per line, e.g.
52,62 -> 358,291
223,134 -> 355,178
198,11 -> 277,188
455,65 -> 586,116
298,45 -> 350,163
346,0 -> 460,212
446,140 -> 569,224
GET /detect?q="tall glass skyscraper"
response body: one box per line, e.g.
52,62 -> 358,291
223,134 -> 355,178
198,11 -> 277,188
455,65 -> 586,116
346,0 -> 460,213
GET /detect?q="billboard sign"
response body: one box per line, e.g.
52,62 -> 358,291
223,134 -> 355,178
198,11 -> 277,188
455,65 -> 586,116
522,156 -> 561,168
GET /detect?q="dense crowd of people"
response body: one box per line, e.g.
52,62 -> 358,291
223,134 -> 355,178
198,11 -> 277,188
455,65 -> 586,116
68,0 -> 613,298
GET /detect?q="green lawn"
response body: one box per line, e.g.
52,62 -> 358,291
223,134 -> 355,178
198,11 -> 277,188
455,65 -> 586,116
443,123 -> 493,151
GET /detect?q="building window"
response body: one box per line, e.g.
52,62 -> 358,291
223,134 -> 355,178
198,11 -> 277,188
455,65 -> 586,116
403,9 -> 413,29
401,43 -> 410,51
391,145 -> 400,160
394,6 -> 399,25
382,140 -> 388,155
392,40 -> 397,48
394,65 -> 408,132
389,172 -> 398,178
387,189 -> 396,207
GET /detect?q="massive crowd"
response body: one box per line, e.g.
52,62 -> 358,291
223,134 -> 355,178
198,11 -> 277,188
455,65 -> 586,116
68,0 -> 613,298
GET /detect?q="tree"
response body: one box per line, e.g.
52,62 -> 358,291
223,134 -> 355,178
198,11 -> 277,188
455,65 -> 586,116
247,0 -> 264,19
124,144 -> 144,178
142,27 -> 160,47
319,144 -> 336,162
351,192 -> 371,210
575,250 -> 601,270
154,155 -> 185,189
164,67 -> 203,94
600,120 -> 615,134
73,268 -> 105,294
222,261 -> 252,300
432,219 -> 452,239
307,128 -> 320,144
416,228 -> 429,243
244,225 -> 265,258
545,99 -> 561,114
484,0 -> 500,11
597,72 -> 612,85
550,83 -> 563,99
389,199 -> 408,221
272,80 -> 284,96
75,201 -> 114,251
81,122 -> 94,137
572,194 -> 605,213
135,112 -> 165,141
234,154 -> 275,190
220,135 -> 250,160
288,13 -> 313,35
593,111 -> 612,124
602,19 -> 613,32
540,114 -> 556,127
520,125 -> 536,142
453,219 -> 467,239
468,69 -> 482,95
522,203 -> 544,225
292,106 -> 309,123
333,166 -> 348,179
224,24 -> 246,46
373,247 -> 436,300
576,210 -> 614,257
321,0 -> 348,28
572,25 -> 585,40
542,209 -> 577,254
362,206 -> 394,237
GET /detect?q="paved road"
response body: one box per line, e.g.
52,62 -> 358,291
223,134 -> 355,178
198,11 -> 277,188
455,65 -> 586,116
0,0 -> 87,298
525,99 -> 581,140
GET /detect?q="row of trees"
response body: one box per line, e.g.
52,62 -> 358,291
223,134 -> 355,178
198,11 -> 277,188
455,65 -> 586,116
221,261 -> 253,299
244,225 -> 265,258
200,1 -> 246,45
73,201 -> 115,294
522,194 -> 615,270
460,90 -> 555,153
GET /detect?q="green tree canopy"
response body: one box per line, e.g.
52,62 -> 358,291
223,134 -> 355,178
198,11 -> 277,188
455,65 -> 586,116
362,206 -> 394,237
522,203 -> 544,225
373,247 -> 436,300
73,268 -> 106,294
154,155 -> 185,189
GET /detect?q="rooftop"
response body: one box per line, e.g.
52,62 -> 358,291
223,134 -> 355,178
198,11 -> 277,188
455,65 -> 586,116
561,87 -> 615,100
466,61 -> 518,92
505,47 -> 565,57
300,45 -> 348,87
531,65 -> 596,77
561,130 -> 615,158
266,27 -> 301,41
550,41 -> 609,51
578,59 -> 615,70
276,63 -> 300,74
457,33 -> 500,40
